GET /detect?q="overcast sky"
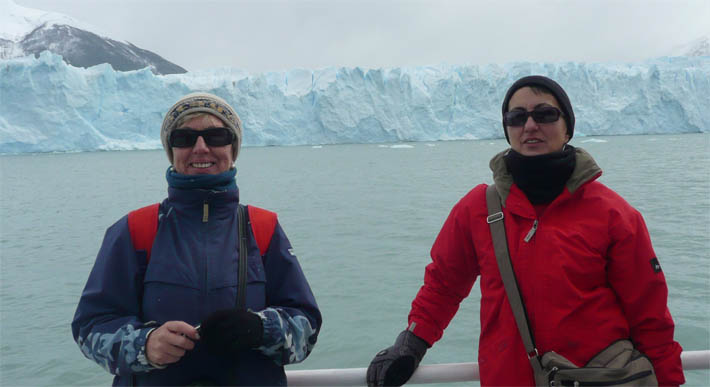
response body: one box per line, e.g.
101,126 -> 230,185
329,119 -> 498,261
15,0 -> 710,73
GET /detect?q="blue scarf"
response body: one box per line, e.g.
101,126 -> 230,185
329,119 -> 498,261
166,167 -> 237,191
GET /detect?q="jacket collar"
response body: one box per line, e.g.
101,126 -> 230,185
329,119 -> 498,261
489,146 -> 602,208
167,186 -> 240,209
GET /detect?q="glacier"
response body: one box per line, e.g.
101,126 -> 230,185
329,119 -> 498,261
0,51 -> 708,154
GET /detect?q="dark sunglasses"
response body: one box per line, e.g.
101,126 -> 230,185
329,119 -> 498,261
169,127 -> 235,148
503,106 -> 563,127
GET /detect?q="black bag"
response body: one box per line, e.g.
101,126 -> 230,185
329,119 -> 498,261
538,339 -> 656,386
485,185 -> 657,386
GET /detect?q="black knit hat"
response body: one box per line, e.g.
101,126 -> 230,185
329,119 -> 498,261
501,75 -> 575,143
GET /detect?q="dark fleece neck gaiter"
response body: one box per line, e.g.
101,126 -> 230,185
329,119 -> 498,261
503,145 -> 576,204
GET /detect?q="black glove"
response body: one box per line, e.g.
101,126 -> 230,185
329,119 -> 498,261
367,330 -> 429,387
199,308 -> 264,358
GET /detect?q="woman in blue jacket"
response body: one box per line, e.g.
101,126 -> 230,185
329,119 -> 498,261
72,92 -> 322,386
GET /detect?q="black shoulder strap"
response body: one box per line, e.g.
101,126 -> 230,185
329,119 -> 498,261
237,204 -> 248,310
485,184 -> 544,375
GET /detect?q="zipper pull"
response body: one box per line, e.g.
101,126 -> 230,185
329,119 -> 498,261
202,201 -> 209,223
524,219 -> 538,242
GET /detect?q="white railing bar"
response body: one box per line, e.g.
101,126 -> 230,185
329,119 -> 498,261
683,350 -> 710,370
286,350 -> 709,386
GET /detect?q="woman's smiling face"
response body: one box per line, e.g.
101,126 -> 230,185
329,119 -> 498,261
171,114 -> 234,175
506,86 -> 569,156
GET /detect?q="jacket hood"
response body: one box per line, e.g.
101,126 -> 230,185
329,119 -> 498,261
489,146 -> 602,205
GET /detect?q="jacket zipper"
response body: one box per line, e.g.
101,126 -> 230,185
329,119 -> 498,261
524,219 -> 538,242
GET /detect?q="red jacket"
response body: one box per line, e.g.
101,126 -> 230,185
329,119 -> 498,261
408,148 -> 684,386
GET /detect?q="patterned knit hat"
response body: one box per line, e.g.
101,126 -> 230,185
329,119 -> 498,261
501,75 -> 575,143
160,92 -> 243,164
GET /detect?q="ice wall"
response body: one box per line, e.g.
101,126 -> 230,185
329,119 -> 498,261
0,51 -> 708,154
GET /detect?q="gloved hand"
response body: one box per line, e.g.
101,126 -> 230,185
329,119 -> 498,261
199,308 -> 264,358
367,330 -> 429,387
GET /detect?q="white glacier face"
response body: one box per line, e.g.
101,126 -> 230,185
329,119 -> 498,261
0,51 -> 708,154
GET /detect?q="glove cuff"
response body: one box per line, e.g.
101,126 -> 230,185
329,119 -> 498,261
395,330 -> 428,366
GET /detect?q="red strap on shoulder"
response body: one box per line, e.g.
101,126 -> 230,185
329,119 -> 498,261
127,203 -> 160,263
247,205 -> 277,256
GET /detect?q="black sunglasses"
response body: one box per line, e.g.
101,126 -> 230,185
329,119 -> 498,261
169,127 -> 235,148
503,106 -> 563,127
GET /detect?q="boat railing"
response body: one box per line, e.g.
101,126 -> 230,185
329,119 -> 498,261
286,350 -> 710,386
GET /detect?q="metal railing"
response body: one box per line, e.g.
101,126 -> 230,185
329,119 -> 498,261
286,350 -> 710,386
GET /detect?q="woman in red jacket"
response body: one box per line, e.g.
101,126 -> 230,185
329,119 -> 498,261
367,75 -> 684,386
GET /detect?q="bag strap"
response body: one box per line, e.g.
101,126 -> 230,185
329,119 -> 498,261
485,184 -> 545,378
127,203 -> 160,262
237,204 -> 248,310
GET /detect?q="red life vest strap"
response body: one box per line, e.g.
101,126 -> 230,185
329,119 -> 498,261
247,205 -> 277,256
127,203 -> 277,263
127,203 -> 160,262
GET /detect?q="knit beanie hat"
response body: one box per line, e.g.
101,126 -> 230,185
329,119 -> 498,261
501,75 -> 575,143
160,92 -> 243,164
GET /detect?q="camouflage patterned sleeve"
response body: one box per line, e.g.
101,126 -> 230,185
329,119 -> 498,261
258,222 -> 322,366
72,216 -> 160,376
256,308 -> 318,366
76,323 -> 160,374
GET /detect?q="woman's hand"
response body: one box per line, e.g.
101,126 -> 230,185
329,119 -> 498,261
146,321 -> 200,366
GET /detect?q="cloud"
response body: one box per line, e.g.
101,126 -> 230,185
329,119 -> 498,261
14,0 -> 710,73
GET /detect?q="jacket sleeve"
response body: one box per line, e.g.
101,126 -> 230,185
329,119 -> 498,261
71,216 -> 158,376
408,191 -> 480,345
607,205 -> 684,386
256,222 -> 322,366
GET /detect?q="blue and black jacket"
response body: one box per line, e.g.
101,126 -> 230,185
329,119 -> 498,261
71,186 -> 321,386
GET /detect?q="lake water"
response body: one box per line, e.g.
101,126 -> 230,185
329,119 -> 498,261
1,134 -> 708,386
